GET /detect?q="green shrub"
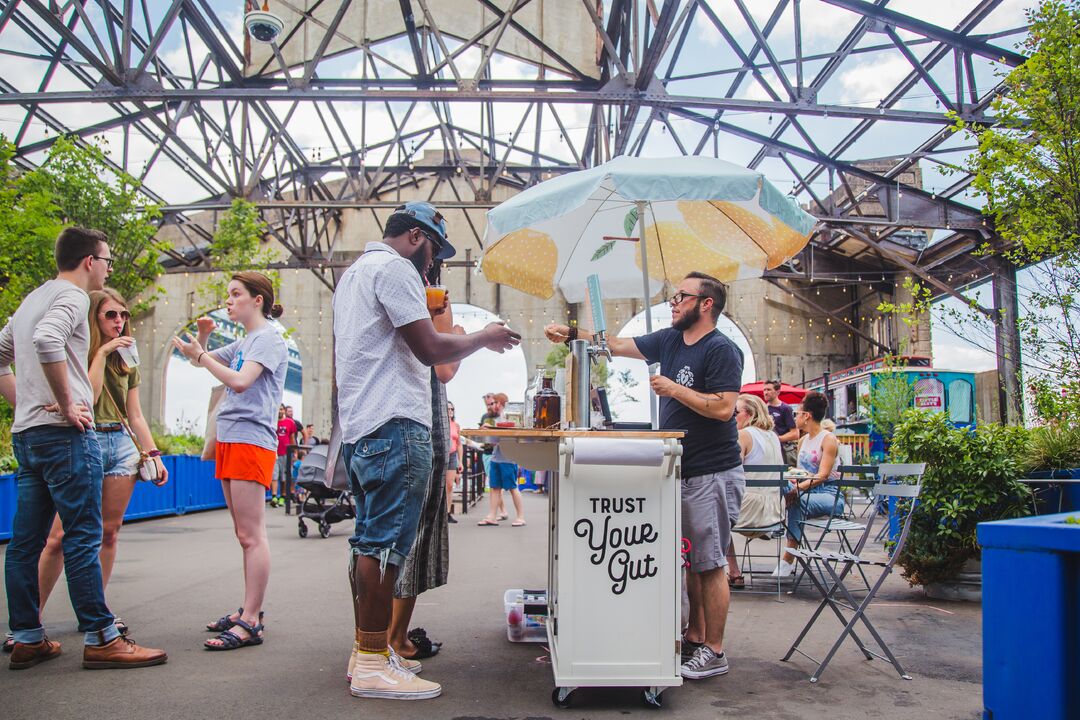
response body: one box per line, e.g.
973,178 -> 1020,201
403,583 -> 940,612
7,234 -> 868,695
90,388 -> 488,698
151,426 -> 204,456
888,410 -> 1032,586
1025,423 -> 1080,471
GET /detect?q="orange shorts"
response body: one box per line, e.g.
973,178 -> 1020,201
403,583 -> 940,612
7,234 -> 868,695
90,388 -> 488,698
215,441 -> 276,489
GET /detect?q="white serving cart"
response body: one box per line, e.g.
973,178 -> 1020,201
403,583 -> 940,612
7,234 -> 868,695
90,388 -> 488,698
464,428 -> 685,709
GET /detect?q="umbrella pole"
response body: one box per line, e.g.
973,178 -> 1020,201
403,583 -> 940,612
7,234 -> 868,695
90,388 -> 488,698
637,199 -> 659,430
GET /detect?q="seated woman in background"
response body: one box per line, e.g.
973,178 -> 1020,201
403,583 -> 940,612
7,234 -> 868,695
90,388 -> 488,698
771,390 -> 842,578
725,394 -> 785,589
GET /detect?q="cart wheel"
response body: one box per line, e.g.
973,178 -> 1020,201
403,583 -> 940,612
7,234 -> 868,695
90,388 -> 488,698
641,688 -> 663,708
319,522 -> 331,538
551,687 -> 575,709
298,521 -> 308,538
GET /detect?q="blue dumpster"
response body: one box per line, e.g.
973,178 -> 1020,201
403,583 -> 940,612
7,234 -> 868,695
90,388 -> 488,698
0,472 -> 16,542
978,512 -> 1080,720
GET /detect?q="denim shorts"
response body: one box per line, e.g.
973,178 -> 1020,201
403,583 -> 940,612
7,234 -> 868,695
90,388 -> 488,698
96,430 -> 139,478
488,461 -> 518,491
344,418 -> 433,569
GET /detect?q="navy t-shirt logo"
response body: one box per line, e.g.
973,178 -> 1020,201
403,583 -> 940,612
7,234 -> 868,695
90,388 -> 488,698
675,366 -> 695,387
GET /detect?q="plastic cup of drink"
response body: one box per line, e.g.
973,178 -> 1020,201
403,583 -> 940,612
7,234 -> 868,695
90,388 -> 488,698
425,285 -> 448,311
117,339 -> 140,368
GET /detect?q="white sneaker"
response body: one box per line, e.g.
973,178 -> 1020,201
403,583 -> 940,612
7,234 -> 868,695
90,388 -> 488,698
349,651 -> 441,700
347,645 -> 421,682
770,560 -> 795,577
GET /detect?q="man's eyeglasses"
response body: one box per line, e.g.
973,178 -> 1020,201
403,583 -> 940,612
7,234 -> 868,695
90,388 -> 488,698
104,310 -> 130,321
417,228 -> 444,254
91,255 -> 114,270
669,291 -> 702,305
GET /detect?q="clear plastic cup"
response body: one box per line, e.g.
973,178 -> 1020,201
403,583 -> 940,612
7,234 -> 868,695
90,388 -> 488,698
117,339 -> 140,368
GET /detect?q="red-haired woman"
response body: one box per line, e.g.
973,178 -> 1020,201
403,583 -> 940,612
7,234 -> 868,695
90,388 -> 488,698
173,272 -> 288,651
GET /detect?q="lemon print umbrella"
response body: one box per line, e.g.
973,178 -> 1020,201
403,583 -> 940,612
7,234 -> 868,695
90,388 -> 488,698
481,155 -> 816,333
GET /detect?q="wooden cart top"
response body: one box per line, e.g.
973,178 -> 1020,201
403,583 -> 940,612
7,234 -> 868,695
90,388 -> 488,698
461,428 -> 685,440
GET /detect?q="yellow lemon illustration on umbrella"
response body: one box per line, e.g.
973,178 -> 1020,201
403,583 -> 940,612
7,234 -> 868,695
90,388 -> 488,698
482,228 -> 559,299
710,201 -> 809,268
634,221 -> 741,283
678,200 -> 769,270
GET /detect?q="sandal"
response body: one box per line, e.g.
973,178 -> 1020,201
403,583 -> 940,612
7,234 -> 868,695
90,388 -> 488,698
477,518 -> 499,526
399,633 -> 440,660
511,519 -> 527,527
206,607 -> 243,632
408,627 -> 442,649
114,618 -> 129,636
497,513 -> 509,521
2,633 -> 13,654
728,575 -> 746,590
204,613 -> 264,651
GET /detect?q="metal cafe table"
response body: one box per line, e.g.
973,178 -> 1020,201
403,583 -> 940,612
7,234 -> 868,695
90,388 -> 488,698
464,427 -> 685,709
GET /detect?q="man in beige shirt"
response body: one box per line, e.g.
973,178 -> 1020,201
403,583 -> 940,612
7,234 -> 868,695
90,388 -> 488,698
0,227 -> 165,670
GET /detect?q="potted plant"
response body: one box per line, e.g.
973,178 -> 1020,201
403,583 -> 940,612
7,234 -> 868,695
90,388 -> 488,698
1024,422 -> 1080,513
888,410 -> 1032,600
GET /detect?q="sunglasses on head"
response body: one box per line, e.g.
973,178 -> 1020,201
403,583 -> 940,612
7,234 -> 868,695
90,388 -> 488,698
104,310 -> 130,321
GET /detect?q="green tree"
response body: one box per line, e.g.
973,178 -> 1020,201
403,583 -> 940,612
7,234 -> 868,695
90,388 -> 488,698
189,198 -> 279,321
868,358 -> 916,443
0,135 -> 164,318
0,139 -> 63,323
947,0 -> 1080,423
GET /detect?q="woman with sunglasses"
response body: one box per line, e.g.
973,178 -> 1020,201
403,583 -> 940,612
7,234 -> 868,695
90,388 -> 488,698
771,390 -> 842,578
33,289 -> 168,636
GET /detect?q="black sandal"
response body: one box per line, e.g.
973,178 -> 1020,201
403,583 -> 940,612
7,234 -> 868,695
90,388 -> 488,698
206,607 -> 243,632
407,627 -> 442,648
400,630 -> 440,659
204,613 -> 264,651
2,634 -> 13,654
114,618 -> 129,636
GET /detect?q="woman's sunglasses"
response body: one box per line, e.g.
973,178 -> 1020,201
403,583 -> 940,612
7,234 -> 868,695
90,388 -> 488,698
104,310 -> 130,321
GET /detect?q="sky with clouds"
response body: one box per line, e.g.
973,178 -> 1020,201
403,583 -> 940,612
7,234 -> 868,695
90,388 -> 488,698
0,1 -> 1037,428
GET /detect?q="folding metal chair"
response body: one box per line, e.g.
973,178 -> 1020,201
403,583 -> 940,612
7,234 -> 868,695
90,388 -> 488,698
793,465 -> 879,594
733,465 -> 789,600
781,463 -> 925,683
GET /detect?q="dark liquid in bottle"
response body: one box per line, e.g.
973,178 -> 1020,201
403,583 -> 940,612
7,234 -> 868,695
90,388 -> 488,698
533,377 -> 561,429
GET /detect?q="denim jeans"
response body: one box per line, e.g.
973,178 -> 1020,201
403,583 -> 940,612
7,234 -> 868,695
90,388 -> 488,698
344,418 -> 433,571
786,485 -> 844,543
7,425 -> 119,646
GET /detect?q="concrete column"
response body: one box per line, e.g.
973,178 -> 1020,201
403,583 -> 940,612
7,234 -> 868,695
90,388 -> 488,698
991,258 -> 1024,425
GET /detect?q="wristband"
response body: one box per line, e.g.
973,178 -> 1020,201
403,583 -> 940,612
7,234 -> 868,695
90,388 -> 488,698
197,351 -> 207,365
147,450 -> 162,458
564,326 -> 578,345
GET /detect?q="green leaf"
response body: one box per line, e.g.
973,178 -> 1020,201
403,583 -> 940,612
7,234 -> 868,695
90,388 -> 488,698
623,207 -> 639,237
591,240 -> 616,262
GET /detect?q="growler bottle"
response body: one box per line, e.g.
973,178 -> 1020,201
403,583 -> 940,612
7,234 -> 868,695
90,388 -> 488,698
533,376 -> 561,429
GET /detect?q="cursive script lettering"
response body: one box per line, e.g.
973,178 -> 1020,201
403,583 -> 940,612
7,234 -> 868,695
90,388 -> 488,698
574,515 -> 659,565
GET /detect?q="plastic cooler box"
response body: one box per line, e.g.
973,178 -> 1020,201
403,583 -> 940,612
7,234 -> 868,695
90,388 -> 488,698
504,588 -> 547,643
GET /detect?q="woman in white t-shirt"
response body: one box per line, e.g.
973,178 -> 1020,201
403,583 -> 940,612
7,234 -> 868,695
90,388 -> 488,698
173,272 -> 288,651
725,394 -> 785,589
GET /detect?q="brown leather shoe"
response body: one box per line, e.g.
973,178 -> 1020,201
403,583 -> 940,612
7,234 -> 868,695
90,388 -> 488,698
82,635 -> 167,670
9,637 -> 62,670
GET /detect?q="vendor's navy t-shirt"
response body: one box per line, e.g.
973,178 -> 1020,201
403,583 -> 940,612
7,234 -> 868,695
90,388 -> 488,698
634,328 -> 744,477
768,403 -> 796,439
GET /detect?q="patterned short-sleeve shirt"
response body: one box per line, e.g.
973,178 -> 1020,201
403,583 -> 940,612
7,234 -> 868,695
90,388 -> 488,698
333,241 -> 432,444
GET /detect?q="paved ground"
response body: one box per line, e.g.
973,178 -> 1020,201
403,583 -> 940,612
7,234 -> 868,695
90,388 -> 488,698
2,493 -> 983,719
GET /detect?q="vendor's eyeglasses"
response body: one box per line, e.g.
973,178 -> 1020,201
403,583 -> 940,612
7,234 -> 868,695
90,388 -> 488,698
669,291 -> 702,305
104,310 -> 130,321
90,255 -> 114,270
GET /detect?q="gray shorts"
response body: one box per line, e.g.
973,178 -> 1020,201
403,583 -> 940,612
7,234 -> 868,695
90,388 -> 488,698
682,466 -> 746,573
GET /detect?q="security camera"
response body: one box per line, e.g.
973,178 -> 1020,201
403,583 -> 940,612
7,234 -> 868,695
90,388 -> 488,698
245,10 -> 284,43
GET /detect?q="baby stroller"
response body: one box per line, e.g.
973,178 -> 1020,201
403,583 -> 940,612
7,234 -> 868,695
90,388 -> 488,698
295,444 -> 354,538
